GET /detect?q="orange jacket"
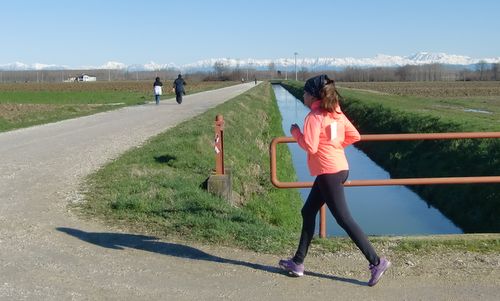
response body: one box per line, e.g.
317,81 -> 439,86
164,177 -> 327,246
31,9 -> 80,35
291,100 -> 360,176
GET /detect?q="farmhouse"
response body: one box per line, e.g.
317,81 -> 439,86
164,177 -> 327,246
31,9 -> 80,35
76,74 -> 97,82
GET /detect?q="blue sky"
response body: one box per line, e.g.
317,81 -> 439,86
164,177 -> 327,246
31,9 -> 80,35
2,0 -> 499,66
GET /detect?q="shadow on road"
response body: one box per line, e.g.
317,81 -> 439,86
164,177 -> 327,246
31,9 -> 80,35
57,227 -> 365,286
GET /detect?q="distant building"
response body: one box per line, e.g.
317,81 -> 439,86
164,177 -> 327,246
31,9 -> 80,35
76,74 -> 97,82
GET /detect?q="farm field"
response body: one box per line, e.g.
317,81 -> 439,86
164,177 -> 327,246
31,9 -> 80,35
337,81 -> 500,98
0,80 -> 238,132
336,81 -> 500,131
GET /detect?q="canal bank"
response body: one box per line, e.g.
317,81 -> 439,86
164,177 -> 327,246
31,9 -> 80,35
280,81 -> 500,233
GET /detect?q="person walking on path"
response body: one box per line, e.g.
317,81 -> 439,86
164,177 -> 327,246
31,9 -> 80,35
278,74 -> 391,287
153,77 -> 163,105
173,74 -> 186,104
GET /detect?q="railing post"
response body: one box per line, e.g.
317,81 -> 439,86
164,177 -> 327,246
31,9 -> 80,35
319,205 -> 327,238
215,115 -> 224,175
208,114 -> 232,202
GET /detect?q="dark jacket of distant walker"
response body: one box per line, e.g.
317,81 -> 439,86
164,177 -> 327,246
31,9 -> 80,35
173,76 -> 186,94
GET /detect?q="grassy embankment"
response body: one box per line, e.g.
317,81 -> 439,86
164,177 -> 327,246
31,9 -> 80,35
281,80 -> 500,233
76,80 -> 499,256
0,81 -> 237,132
78,82 -> 303,253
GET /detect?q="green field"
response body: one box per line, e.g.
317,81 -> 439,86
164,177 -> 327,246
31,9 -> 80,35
337,82 -> 500,131
337,81 -> 500,98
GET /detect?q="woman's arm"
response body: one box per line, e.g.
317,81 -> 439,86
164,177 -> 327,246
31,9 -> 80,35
341,116 -> 361,147
291,114 -> 321,154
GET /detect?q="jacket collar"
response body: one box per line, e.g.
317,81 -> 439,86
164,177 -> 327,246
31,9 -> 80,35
311,100 -> 342,116
311,100 -> 322,110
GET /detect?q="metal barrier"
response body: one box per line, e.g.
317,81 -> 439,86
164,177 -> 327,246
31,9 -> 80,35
269,132 -> 500,237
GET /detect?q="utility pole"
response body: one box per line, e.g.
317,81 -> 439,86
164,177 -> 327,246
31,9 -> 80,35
294,52 -> 298,81
248,62 -> 253,81
285,59 -> 288,80
246,60 -> 249,81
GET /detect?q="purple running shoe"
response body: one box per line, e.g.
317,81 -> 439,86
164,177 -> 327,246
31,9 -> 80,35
278,258 -> 304,277
368,257 -> 391,286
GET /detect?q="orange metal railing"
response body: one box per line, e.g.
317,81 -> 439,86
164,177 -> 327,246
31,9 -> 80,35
269,132 -> 500,237
214,115 -> 225,175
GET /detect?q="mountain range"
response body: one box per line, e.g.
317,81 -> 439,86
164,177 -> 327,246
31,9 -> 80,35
1,52 -> 499,71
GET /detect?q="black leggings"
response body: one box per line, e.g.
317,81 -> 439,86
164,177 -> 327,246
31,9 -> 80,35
292,171 -> 379,266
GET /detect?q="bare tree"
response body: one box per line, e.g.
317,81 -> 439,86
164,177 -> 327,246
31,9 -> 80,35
298,67 -> 309,81
396,65 -> 411,81
213,61 -> 230,80
491,63 -> 499,81
267,62 -> 276,79
476,60 -> 488,81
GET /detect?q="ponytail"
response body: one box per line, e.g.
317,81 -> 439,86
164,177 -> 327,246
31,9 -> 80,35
320,78 -> 342,113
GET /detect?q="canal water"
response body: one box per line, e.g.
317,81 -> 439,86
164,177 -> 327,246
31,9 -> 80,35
272,84 -> 462,236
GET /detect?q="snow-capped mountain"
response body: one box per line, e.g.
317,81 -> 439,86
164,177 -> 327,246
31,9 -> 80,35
0,62 -> 69,71
1,52 -> 499,71
98,61 -> 127,70
184,52 -> 499,70
141,61 -> 178,71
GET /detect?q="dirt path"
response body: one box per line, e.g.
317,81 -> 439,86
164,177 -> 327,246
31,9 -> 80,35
1,83 -> 499,300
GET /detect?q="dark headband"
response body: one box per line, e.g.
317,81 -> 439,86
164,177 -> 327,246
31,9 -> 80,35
304,74 -> 331,99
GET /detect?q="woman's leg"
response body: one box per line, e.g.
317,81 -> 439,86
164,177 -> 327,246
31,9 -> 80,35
292,178 -> 324,264
317,172 -> 380,266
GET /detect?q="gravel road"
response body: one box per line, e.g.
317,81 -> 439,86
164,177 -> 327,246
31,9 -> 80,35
1,82 -> 498,300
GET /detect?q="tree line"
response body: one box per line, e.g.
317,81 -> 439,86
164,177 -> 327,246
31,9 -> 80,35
330,62 -> 500,82
1,61 -> 498,83
275,62 -> 500,82
214,60 -> 500,82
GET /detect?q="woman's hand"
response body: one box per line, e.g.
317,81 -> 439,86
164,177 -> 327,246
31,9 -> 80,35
290,123 -> 300,136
